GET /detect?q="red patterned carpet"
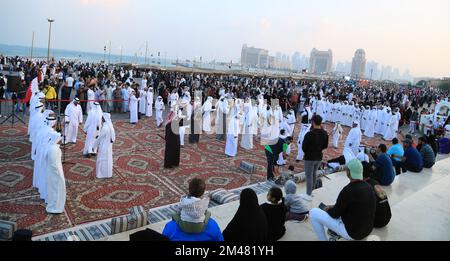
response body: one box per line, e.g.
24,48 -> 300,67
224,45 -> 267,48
0,117 -> 387,236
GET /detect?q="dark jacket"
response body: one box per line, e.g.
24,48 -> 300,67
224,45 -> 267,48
366,179 -> 392,228
302,128 -> 329,161
261,203 -> 287,241
327,180 -> 377,240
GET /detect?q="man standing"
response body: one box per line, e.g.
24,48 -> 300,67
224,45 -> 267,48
64,98 -> 83,144
93,113 -> 115,179
155,96 -> 164,127
83,102 -> 103,157
146,87 -> 154,118
86,84 -> 96,114
296,104 -> 312,161
301,115 -> 328,201
345,121 -> 362,156
121,83 -> 130,113
216,96 -> 229,141
129,90 -> 140,124
45,132 -> 66,214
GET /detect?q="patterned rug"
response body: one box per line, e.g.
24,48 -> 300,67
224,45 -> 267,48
0,116 -> 389,236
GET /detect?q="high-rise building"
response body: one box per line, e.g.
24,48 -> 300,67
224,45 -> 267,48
351,49 -> 366,78
292,52 -> 302,71
241,44 -> 269,68
365,61 -> 380,80
309,48 -> 333,74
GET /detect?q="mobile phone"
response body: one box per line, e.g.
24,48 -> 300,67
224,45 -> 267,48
319,202 -> 327,211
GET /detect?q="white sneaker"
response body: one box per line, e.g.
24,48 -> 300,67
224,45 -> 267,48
300,193 -> 313,201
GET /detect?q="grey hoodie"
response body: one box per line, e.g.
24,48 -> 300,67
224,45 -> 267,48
284,181 -> 309,214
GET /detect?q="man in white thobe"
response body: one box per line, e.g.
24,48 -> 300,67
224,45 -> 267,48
45,131 -> 66,214
83,102 -> 103,157
93,113 -> 115,179
155,96 -> 164,127
33,112 -> 57,203
86,85 -> 96,114
364,107 -> 376,138
344,121 -> 362,156
383,111 -> 399,141
202,97 -> 214,133
240,98 -> 254,150
129,90 -> 140,124
29,102 -> 45,143
146,87 -> 154,118
284,109 -> 296,137
296,105 -> 312,161
225,105 -> 240,157
215,96 -> 229,141
63,98 -> 83,144
139,88 -> 147,116
179,102 -> 191,147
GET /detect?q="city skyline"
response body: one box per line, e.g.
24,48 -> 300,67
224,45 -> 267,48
1,0 -> 449,78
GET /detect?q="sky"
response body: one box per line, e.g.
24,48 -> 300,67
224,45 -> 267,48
1,0 -> 449,78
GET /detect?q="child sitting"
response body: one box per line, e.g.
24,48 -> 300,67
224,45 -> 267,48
173,178 -> 211,233
261,187 -> 287,241
284,180 -> 309,221
275,165 -> 300,185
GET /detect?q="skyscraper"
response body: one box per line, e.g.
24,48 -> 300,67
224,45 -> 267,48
351,49 -> 366,78
241,44 -> 269,68
309,48 -> 333,74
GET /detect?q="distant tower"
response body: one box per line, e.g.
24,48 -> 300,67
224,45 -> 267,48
351,49 -> 367,78
309,48 -> 333,74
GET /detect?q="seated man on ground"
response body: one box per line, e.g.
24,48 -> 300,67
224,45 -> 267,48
371,144 -> 396,186
275,165 -> 300,185
309,159 -> 377,241
284,180 -> 310,221
387,138 -> 404,166
391,138 -> 424,175
162,178 -> 223,241
261,187 -> 287,241
418,136 -> 436,169
362,162 -> 392,228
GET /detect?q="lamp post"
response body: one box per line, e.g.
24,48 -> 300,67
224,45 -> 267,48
47,18 -> 55,63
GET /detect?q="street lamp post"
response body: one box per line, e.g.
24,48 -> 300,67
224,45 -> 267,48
47,18 -> 55,63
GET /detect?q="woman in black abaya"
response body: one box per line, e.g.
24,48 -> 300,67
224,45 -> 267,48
164,111 -> 180,169
223,189 -> 268,241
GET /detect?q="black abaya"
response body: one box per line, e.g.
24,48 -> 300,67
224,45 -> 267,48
164,122 -> 180,168
222,189 -> 268,241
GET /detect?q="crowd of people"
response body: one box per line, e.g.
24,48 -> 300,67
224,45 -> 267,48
2,55 -> 450,240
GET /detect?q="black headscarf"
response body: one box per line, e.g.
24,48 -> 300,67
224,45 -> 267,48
223,189 -> 268,241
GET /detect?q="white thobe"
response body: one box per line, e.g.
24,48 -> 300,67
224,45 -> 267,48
45,140 -> 66,214
344,127 -> 362,156
364,110 -> 376,138
332,125 -> 343,148
155,101 -> 164,127
129,95 -> 140,123
225,113 -> 240,157
86,89 -> 96,114
146,91 -> 154,117
64,103 -> 83,144
202,100 -> 214,132
93,124 -> 114,179
139,90 -> 147,114
83,109 -> 102,155
296,124 -> 311,160
383,115 -> 399,141
240,103 -> 254,150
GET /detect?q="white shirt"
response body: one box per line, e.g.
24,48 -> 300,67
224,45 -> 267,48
66,77 -> 74,87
